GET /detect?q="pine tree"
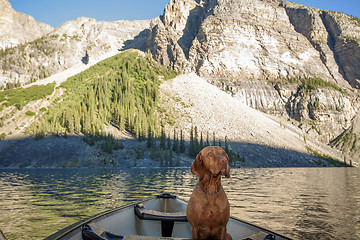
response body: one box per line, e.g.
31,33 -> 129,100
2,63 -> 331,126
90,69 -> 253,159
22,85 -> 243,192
213,132 -> 216,146
74,107 -> 81,133
200,132 -> 204,150
206,132 -> 210,147
160,156 -> 164,167
194,126 -> 199,154
172,129 -> 176,151
225,136 -> 229,153
166,133 -> 171,150
180,129 -> 185,153
189,126 -> 195,157
147,127 -> 153,148
135,112 -> 141,140
160,127 -> 166,149
175,135 -> 180,154
172,129 -> 179,153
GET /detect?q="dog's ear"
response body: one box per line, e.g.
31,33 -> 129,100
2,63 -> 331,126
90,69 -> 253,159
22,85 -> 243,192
190,151 -> 205,180
224,152 -> 231,178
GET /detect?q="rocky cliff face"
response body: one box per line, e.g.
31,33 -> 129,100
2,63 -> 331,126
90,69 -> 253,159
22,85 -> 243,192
331,113 -> 360,163
283,2 -> 360,88
145,0 -> 360,160
147,0 -> 359,86
0,0 -> 53,49
0,15 -> 154,88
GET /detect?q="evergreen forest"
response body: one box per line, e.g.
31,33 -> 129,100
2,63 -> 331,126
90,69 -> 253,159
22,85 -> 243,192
28,50 -> 176,140
26,50 -> 244,166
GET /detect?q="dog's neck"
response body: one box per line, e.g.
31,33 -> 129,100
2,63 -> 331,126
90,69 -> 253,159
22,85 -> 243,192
197,175 -> 222,195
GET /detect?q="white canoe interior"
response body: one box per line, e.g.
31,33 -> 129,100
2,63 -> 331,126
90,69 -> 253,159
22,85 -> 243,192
46,193 -> 290,240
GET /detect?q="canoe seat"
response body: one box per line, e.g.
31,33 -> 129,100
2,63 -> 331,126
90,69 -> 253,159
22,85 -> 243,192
82,222 -> 123,240
134,204 -> 187,238
134,204 -> 187,222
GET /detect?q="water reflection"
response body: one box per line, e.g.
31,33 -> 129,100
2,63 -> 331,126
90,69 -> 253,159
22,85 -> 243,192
0,168 -> 359,240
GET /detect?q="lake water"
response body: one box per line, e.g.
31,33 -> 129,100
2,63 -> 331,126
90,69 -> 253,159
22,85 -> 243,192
0,168 -> 359,240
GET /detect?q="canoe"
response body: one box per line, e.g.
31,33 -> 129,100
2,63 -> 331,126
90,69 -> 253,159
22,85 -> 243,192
0,230 -> 6,240
45,193 -> 291,240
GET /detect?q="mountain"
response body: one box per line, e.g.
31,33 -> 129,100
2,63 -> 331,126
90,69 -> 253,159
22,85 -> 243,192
159,72 -> 345,167
0,0 -> 53,49
0,9 -> 156,88
0,50 -> 345,168
146,0 -> 360,88
0,0 -> 360,166
145,0 -> 360,163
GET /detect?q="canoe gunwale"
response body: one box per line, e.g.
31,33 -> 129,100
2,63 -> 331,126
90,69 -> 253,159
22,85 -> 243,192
44,197 -> 155,240
227,215 -> 292,240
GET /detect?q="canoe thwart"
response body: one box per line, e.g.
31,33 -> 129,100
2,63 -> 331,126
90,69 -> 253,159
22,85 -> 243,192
134,204 -> 187,222
156,193 -> 177,199
134,204 -> 187,237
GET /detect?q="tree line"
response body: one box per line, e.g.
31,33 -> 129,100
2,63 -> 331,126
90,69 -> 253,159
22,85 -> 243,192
28,51 -> 176,140
145,125 -> 245,167
27,50 -> 244,166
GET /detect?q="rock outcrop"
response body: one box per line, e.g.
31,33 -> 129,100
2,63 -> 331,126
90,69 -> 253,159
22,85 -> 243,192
0,0 -> 53,49
0,16 -> 155,88
146,0 -> 359,86
331,113 -> 360,163
144,0 -> 360,161
159,73 -> 345,167
283,2 -> 360,88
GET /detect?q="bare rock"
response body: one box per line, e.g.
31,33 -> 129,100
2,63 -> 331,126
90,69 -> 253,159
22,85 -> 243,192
146,0 -> 359,93
331,113 -> 360,166
0,16 -> 154,87
0,0 -> 54,49
145,0 -> 360,159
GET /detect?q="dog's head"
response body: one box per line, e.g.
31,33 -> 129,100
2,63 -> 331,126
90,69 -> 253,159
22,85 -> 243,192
190,146 -> 230,180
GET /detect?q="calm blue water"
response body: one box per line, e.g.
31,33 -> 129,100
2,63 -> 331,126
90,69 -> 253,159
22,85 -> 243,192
0,168 -> 359,240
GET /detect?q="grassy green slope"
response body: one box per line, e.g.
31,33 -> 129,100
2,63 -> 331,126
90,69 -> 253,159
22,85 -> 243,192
0,83 -> 55,110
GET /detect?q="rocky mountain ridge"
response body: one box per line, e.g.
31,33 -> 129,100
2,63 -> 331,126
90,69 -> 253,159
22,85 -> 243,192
0,0 -> 53,49
0,0 -> 156,88
147,0 -> 360,87
0,0 -> 360,164
160,73 -> 346,167
145,0 -> 360,161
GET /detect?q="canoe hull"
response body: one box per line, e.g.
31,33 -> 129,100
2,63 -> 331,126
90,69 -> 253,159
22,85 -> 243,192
45,193 -> 291,240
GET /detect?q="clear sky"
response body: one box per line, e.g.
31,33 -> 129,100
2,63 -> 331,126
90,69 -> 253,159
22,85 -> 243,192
8,0 -> 360,28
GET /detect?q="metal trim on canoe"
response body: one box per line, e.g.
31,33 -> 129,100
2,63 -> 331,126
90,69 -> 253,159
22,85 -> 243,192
228,215 -> 291,240
44,201 -> 147,240
45,193 -> 178,240
0,230 -> 7,240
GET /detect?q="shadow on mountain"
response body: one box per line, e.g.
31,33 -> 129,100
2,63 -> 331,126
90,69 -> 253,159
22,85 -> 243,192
284,7 -> 355,87
177,5 -> 206,59
0,134 -> 348,169
121,29 -> 151,52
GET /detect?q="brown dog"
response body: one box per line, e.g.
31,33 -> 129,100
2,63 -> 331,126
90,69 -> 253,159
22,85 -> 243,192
186,146 -> 232,240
